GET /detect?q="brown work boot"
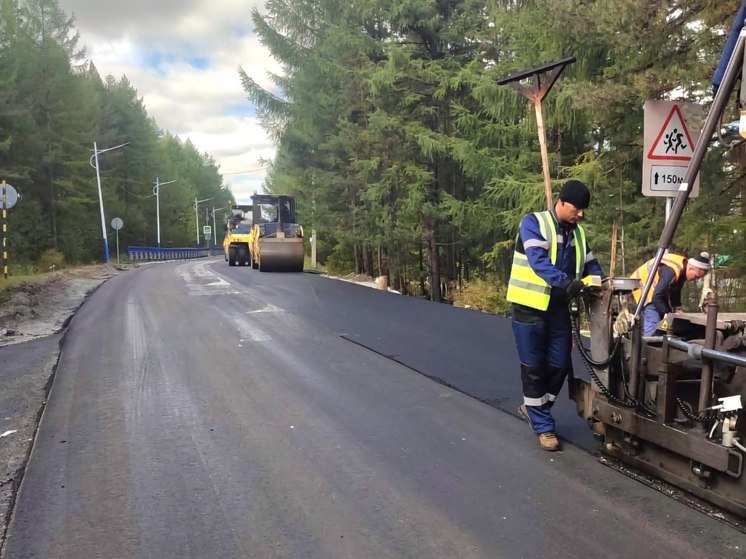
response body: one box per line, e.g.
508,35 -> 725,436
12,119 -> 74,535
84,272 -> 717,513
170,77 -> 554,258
538,432 -> 560,451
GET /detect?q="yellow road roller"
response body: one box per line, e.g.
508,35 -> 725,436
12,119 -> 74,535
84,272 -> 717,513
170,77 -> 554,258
248,194 -> 305,272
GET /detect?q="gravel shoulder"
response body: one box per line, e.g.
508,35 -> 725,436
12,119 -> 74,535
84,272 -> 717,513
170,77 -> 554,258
0,264 -> 122,551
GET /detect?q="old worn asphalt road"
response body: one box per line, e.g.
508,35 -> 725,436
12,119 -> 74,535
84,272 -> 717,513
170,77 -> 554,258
3,258 -> 745,558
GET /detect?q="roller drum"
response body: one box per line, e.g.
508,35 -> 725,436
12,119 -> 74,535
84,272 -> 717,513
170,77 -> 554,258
257,238 -> 305,272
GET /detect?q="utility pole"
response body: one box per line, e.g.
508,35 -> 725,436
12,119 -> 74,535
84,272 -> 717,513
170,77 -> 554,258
311,196 -> 317,268
90,142 -> 129,263
195,197 -> 199,245
154,177 -> 176,248
205,206 -> 210,249
212,205 -> 228,253
194,197 -> 213,246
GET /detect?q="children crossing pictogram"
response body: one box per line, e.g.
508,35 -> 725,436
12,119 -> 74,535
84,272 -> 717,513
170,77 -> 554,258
642,100 -> 703,197
647,104 -> 696,161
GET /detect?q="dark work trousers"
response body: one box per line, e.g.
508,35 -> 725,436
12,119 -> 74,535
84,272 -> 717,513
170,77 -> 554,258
511,302 -> 572,434
642,305 -> 663,336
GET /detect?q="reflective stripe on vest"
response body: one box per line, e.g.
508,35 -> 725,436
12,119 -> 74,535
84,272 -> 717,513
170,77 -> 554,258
506,211 -> 588,311
630,253 -> 686,306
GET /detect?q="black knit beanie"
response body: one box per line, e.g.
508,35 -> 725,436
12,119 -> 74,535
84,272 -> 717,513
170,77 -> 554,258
559,180 -> 591,209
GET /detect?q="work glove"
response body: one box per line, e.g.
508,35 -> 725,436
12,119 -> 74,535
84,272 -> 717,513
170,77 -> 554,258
613,306 -> 634,337
564,279 -> 585,298
699,286 -> 714,312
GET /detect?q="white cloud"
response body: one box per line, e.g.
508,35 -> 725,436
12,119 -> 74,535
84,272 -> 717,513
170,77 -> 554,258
58,0 -> 280,204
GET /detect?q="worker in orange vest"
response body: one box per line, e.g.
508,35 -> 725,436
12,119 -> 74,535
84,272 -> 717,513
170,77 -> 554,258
631,251 -> 710,336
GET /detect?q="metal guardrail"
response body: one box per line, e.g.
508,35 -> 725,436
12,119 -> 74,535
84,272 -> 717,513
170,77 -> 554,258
127,246 -> 222,262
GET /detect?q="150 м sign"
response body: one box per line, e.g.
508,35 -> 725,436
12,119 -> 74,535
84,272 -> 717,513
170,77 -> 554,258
651,165 -> 687,189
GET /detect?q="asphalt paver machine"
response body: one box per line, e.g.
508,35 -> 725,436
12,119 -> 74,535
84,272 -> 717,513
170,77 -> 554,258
572,5 -> 746,518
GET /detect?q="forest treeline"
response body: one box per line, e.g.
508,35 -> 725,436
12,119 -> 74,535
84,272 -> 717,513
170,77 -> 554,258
2,0 -> 745,310
0,0 -> 232,268
242,0 -> 746,308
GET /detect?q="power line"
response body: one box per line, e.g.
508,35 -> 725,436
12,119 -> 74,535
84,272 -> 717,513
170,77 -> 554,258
222,168 -> 266,175
117,184 -> 154,198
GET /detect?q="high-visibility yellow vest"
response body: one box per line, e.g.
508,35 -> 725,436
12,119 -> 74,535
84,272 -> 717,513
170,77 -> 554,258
506,211 -> 588,311
631,253 -> 686,306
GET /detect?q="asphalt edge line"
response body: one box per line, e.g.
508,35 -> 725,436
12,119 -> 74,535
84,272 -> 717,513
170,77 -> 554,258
339,333 -> 746,533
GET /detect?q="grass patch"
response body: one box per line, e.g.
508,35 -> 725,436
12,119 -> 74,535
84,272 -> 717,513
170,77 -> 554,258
453,276 -> 510,315
0,273 -> 40,305
304,255 -> 327,273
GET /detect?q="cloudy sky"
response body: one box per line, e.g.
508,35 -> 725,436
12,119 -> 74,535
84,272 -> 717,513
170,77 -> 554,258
57,0 -> 279,204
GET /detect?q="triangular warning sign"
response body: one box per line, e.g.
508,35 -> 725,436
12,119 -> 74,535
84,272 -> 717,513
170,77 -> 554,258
647,105 -> 696,161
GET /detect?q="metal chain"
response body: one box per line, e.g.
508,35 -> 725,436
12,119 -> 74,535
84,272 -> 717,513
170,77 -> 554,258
570,314 -> 637,408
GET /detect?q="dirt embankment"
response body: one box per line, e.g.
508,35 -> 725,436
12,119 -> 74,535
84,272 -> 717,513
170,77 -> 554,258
0,265 -> 121,345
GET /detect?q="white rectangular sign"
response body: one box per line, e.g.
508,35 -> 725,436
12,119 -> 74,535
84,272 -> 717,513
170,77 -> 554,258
649,165 -> 688,191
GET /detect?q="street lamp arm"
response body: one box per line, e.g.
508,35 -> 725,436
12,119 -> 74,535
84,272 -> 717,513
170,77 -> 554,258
90,142 -> 130,169
194,197 -> 214,208
96,141 -> 130,155
153,178 -> 177,196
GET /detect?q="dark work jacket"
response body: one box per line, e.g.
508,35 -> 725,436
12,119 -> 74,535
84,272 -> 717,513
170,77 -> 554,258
651,264 -> 686,314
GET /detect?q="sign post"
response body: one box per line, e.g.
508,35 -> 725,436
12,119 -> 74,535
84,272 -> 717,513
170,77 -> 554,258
642,101 -> 704,214
111,217 -> 124,265
1,181 -> 19,279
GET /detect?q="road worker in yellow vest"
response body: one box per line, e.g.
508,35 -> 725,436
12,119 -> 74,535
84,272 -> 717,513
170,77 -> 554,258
506,180 -> 605,451
631,251 -> 710,336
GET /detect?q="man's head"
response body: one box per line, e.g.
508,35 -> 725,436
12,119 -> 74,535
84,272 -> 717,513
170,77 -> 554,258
686,251 -> 710,281
555,180 -> 590,224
